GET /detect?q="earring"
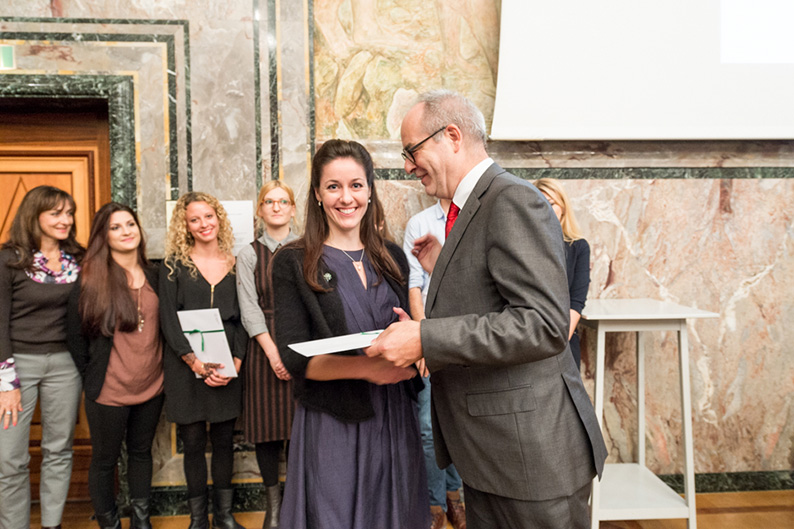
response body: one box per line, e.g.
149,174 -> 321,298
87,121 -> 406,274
318,200 -> 322,207
368,198 -> 371,204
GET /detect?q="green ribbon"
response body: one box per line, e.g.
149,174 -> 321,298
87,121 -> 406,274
183,329 -> 224,352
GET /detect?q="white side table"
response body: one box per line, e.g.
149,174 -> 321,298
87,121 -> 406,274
580,299 -> 718,529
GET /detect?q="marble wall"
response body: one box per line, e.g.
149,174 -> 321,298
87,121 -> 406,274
1,0 -> 792,499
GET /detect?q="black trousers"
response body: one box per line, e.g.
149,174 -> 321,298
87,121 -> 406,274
84,394 -> 165,513
255,440 -> 289,487
178,419 -> 236,498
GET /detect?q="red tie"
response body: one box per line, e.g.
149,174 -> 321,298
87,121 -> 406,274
445,202 -> 460,238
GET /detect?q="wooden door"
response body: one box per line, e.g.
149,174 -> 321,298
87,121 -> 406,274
0,153 -> 94,245
0,100 -> 112,501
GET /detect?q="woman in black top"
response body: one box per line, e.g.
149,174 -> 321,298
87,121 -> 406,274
159,192 -> 247,529
0,185 -> 84,529
535,178 -> 591,369
271,140 -> 428,529
67,202 -> 164,529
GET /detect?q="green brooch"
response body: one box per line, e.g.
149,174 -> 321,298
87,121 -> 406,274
323,272 -> 332,282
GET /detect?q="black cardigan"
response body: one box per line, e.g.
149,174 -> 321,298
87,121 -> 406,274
66,265 -> 160,401
271,241 -> 422,423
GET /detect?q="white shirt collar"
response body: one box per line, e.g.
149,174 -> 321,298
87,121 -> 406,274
451,157 -> 493,210
432,200 -> 446,221
259,229 -> 297,253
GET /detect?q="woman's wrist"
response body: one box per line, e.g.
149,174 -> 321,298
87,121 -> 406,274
182,352 -> 202,371
0,359 -> 21,391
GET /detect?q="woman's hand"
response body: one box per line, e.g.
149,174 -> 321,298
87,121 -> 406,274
203,357 -> 242,387
257,333 -> 291,381
364,356 -> 417,385
0,389 -> 23,430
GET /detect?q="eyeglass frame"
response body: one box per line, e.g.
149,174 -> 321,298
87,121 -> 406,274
401,125 -> 448,164
262,198 -> 292,207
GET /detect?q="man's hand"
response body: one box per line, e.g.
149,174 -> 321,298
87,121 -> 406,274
412,234 -> 442,274
366,319 -> 423,368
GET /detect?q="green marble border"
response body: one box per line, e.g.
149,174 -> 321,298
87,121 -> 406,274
149,483 -> 282,516
0,73 -> 137,208
253,0 -> 263,189
660,470 -> 793,494
0,16 -> 193,195
507,167 -> 794,180
2,30 -> 182,196
308,0 -> 316,160
267,0 -> 280,180
0,16 -> 189,25
143,470 -> 791,514
375,166 -> 794,181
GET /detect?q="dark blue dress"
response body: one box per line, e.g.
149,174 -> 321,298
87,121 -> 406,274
279,246 -> 430,529
565,238 -> 590,369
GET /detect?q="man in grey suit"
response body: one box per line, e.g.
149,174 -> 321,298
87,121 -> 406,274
368,90 -> 607,528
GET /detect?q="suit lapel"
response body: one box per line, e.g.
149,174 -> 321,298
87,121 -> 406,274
425,163 -> 506,315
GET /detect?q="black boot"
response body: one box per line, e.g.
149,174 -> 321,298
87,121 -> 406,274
262,484 -> 281,529
94,507 -> 121,529
212,488 -> 245,529
130,498 -> 153,529
187,494 -> 210,529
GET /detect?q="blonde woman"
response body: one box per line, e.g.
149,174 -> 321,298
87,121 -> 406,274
534,178 -> 590,369
235,180 -> 298,528
159,192 -> 247,529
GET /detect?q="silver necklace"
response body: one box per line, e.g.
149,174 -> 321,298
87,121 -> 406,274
340,248 -> 365,273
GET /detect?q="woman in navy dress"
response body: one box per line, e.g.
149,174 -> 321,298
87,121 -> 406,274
271,139 -> 429,529
535,178 -> 591,369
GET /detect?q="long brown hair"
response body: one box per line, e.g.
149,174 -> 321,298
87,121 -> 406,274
298,139 -> 402,292
79,202 -> 149,337
2,185 -> 85,269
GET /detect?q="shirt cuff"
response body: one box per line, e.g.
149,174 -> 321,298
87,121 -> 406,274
0,358 -> 21,391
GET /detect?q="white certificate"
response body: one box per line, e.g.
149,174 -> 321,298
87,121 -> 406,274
288,330 -> 383,357
177,308 -> 238,378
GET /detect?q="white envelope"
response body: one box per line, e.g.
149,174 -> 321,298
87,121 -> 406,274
288,330 -> 383,357
177,308 -> 237,378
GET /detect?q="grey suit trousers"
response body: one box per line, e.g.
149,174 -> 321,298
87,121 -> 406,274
464,481 -> 591,529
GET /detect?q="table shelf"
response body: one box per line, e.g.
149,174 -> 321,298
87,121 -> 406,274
599,463 -> 689,520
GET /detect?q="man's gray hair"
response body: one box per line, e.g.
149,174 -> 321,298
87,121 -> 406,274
419,90 -> 488,149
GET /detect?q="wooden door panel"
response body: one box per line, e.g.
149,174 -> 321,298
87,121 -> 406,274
0,155 -> 93,246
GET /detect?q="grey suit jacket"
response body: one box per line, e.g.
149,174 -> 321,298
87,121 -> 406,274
421,163 -> 607,502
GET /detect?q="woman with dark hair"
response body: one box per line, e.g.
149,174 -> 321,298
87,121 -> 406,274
159,192 -> 247,529
0,185 -> 84,529
236,180 -> 298,529
66,202 -> 163,529
271,139 -> 429,529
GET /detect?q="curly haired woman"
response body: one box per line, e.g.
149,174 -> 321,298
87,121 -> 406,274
159,192 -> 248,529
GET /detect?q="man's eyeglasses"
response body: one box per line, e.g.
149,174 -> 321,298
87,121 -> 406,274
401,126 -> 447,164
263,199 -> 291,207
